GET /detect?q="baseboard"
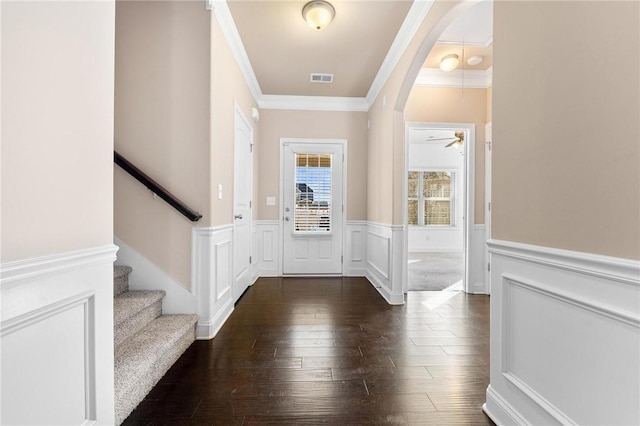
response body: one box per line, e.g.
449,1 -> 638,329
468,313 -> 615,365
365,271 -> 404,305
484,385 -> 528,425
114,237 -> 197,315
1,244 -> 118,425
196,297 -> 233,340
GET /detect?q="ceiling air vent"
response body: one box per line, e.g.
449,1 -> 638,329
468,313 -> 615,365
310,73 -> 333,83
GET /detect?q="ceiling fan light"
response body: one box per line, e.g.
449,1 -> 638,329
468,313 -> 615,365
302,1 -> 335,31
439,54 -> 459,72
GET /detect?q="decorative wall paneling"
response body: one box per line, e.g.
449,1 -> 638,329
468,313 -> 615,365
1,245 -> 118,425
484,239 -> 640,425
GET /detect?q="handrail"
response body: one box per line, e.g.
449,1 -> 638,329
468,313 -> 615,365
114,151 -> 202,222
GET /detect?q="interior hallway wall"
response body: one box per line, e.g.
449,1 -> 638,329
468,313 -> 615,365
493,1 -> 639,259
257,109 -> 368,221
114,1 -> 211,289
2,1 -> 115,261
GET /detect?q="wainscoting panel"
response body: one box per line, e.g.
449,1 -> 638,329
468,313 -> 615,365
192,226 -> 234,340
254,220 -> 280,277
345,221 -> 367,276
1,244 -> 118,425
484,240 -> 640,425
366,223 -> 404,304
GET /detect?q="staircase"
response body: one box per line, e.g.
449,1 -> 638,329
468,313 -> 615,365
113,266 -> 198,425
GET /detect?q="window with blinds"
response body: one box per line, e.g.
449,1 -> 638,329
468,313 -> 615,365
294,153 -> 332,232
408,171 -> 455,226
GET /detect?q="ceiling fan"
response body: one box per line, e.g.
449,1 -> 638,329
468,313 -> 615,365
426,131 -> 465,148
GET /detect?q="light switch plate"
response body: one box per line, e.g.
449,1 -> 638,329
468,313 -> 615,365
266,196 -> 276,206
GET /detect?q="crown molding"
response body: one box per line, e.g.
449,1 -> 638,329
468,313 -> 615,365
436,36 -> 493,48
259,95 -> 369,112
209,0 -> 262,102
414,66 -> 492,89
366,0 -> 435,107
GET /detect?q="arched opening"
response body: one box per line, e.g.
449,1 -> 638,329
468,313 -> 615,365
392,0 -> 492,298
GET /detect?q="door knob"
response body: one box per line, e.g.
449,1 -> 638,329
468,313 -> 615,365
285,216 -> 290,221
235,214 -> 243,220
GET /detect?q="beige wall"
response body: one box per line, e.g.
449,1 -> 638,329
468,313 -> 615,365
486,85 -> 492,124
493,1 -> 640,259
257,110 -> 369,221
114,1 -> 211,287
405,86 -> 487,224
210,12 -> 259,226
1,1 -> 115,262
367,0 -> 463,225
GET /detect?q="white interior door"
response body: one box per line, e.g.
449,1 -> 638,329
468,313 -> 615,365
282,141 -> 344,275
233,106 -> 253,302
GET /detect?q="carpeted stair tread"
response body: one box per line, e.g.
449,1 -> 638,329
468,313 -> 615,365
114,314 -> 198,424
114,290 -> 165,346
114,266 -> 133,296
114,290 -> 165,326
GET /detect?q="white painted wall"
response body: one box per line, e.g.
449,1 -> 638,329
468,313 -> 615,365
408,129 -> 464,252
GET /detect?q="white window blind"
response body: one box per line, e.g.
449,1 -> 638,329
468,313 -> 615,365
294,153 -> 332,232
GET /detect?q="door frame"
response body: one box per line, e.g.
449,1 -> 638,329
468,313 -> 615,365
279,138 -> 347,276
402,122 -> 476,294
232,103 -> 254,301
484,122 -> 492,294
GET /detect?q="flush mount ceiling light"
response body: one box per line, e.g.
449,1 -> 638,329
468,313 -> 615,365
302,0 -> 335,31
439,54 -> 459,72
467,55 -> 484,66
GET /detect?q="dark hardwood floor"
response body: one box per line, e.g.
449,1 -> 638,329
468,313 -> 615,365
123,277 -> 494,425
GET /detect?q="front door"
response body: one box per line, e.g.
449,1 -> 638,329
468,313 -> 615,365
282,141 -> 344,275
233,106 -> 253,302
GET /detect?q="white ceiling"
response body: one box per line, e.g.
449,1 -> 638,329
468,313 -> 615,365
219,0 -> 493,108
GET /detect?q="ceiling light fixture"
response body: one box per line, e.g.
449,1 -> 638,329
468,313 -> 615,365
467,55 -> 484,66
439,54 -> 459,72
302,0 -> 335,31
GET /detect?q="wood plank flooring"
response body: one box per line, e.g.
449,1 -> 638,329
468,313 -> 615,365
122,277 -> 494,425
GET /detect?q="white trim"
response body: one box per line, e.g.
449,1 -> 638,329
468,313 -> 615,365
195,297 -> 233,340
1,245 -> 117,425
488,242 -> 640,425
403,122 -> 478,295
366,0 -> 435,106
414,67 -> 492,88
209,0 -> 262,103
437,37 -> 493,48
487,239 -> 640,286
114,237 -> 198,314
254,220 -> 281,277
365,222 -> 405,305
210,0 -> 436,112
1,244 -> 118,290
483,385 -> 529,426
192,225 -> 235,340
503,273 -> 639,327
259,95 -> 369,112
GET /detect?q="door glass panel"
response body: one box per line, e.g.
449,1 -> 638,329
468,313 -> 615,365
294,153 -> 332,232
